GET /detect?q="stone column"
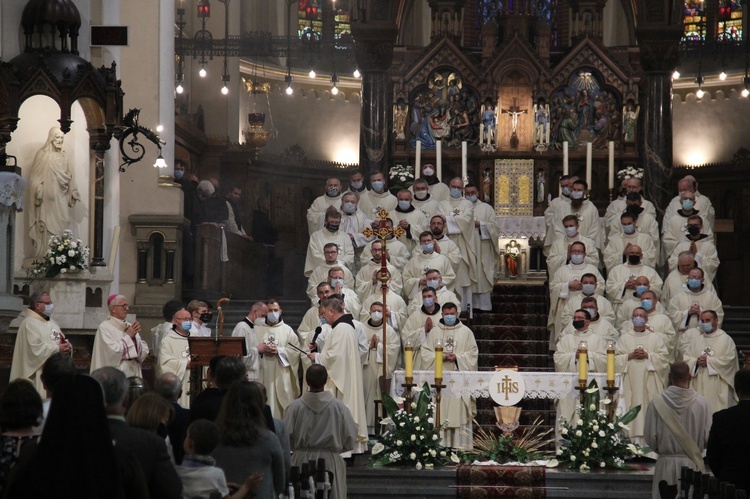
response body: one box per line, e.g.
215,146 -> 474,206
635,26 -> 682,217
351,22 -> 397,176
89,130 -> 110,267
0,160 -> 24,333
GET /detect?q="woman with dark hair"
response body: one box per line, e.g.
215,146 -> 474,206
0,380 -> 42,495
213,381 -> 285,498
127,392 -> 175,445
3,374 -> 148,499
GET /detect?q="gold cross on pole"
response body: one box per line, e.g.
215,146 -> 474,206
362,207 -> 406,398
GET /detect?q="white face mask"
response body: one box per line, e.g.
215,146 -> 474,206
423,167 -> 435,177
370,311 -> 383,323
414,190 -> 428,200
44,303 -> 55,316
570,190 -> 584,200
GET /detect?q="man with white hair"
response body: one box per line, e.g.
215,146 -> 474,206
195,180 -> 228,225
662,190 -> 714,261
664,176 -> 715,231
90,294 -> 148,377
307,177 -> 343,234
339,191 -> 375,271
604,176 -> 656,229
662,251 -> 715,305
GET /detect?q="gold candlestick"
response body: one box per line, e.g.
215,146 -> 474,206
431,378 -> 446,428
402,376 -> 416,414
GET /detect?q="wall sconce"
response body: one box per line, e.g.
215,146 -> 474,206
117,108 -> 167,172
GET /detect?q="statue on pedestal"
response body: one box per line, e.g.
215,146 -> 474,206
505,240 -> 520,277
28,127 -> 81,261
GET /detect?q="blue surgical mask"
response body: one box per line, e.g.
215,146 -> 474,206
564,226 -> 577,238
687,278 -> 702,290
266,311 -> 280,324
414,189 -> 428,200
636,285 -> 648,297
582,283 -> 596,295
181,321 -> 192,332
320,317 -> 326,325
622,224 -> 635,235
426,279 -> 440,289
570,190 -> 584,200
443,314 -> 457,326
372,180 -> 384,192
342,202 -> 356,214
331,278 -> 345,289
682,199 -> 694,211
466,195 -> 478,203
561,186 -> 571,196
450,188 -> 462,199
423,297 -> 435,308
351,180 -> 363,190
174,169 -> 184,180
421,243 -> 434,253
641,299 -> 653,311
398,200 -> 411,210
699,322 -> 713,333
44,303 -> 55,316
570,254 -> 584,265
632,316 -> 647,328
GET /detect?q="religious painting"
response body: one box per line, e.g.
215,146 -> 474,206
549,70 -> 622,151
494,159 -> 534,216
409,68 -> 481,150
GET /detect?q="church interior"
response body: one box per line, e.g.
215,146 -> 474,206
0,0 -> 749,497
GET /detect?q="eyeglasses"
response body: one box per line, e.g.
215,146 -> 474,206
113,304 -> 130,309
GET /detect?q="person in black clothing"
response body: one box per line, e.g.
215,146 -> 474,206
706,368 -> 750,491
196,180 -> 229,225
190,356 -> 247,423
155,372 -> 191,464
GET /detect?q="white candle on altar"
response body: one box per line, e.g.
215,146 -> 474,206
436,140 -> 442,180
461,141 -> 467,185
608,141 -> 615,190
563,141 -> 569,175
585,142 -> 592,188
415,141 -> 422,179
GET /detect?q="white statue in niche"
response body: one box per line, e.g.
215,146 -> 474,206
27,127 -> 81,261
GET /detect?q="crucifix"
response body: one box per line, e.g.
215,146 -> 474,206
500,98 -> 527,149
362,207 -> 406,404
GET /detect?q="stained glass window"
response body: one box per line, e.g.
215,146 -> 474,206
717,0 -> 742,41
298,0 -> 322,41
477,1 -> 558,45
683,0 -> 706,41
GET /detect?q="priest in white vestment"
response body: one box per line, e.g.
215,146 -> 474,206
678,310 -> 739,414
614,276 -> 662,328
559,296 -> 619,343
542,175 -> 575,255
436,178 -> 477,310
662,191 -> 714,262
412,165 -> 450,202
157,308 -> 193,407
548,242 -> 605,348
361,302 -> 401,433
307,177 -> 344,234
604,177 -> 657,233
358,171 -> 397,218
391,189 -> 429,253
401,287 -> 444,369
605,246 -> 663,312
327,267 -> 362,318
419,303 -> 478,450
668,268 -> 724,333
283,365 -> 358,499
663,177 -> 715,232
543,179 -> 602,254
355,240 -> 403,301
306,242 -> 356,301
644,361 -> 711,499
667,215 -> 719,282
402,232 -> 456,300
231,301 -> 268,381
411,178 -> 441,218
90,294 -> 148,377
358,221 -> 411,272
560,276 -> 616,328
359,285 -> 407,335
553,309 -> 608,444
620,291 -> 677,361
546,214 -> 600,277
615,307 -> 670,447
254,300 -> 303,418
406,269 -> 461,314
426,214 -> 462,274
10,291 -> 72,396
603,212 -> 657,271
662,252 -> 715,306
310,298 -> 369,453
305,208 -> 355,276
465,184 -> 500,311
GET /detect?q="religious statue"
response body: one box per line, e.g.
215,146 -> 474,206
501,101 -> 527,149
480,101 -> 497,151
533,100 -> 550,146
536,171 -> 546,204
393,101 -> 408,140
28,127 -> 81,261
623,102 -> 640,143
505,240 -> 520,277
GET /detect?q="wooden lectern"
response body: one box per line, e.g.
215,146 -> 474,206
188,337 -> 247,399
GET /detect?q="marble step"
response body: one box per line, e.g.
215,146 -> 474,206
347,466 -> 456,498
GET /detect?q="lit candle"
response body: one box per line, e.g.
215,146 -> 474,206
578,340 -> 588,384
461,141 -> 468,185
435,339 -> 444,380
436,140 -> 442,180
585,142 -> 592,188
606,341 -> 615,384
608,141 -> 615,190
404,341 -> 414,379
563,141 -> 569,175
415,142 -> 422,179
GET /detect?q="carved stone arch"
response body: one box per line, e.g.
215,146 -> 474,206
488,56 -> 544,96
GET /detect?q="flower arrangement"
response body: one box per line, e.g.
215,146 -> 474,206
388,164 -> 415,192
459,416 -> 554,464
556,380 -> 648,471
26,230 -> 90,281
370,383 -> 459,469
616,166 -> 644,181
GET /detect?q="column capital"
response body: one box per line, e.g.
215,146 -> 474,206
351,22 -> 398,72
635,25 -> 683,73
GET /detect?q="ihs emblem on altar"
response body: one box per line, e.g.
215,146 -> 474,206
445,337 -> 455,353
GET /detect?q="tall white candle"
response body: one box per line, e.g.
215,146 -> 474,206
608,141 -> 615,190
563,141 -> 569,175
585,142 -> 592,188
461,141 -> 468,185
436,140 -> 442,180
415,142 -> 422,179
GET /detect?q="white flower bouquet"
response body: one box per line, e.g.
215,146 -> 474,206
388,164 -> 415,192
369,382 -> 455,468
616,166 -> 644,181
27,230 -> 90,280
556,380 -> 649,471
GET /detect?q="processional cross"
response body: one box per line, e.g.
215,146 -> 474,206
362,208 -> 406,397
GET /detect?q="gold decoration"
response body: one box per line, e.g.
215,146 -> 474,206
497,175 -> 510,206
494,159 -> 534,216
518,175 -> 531,205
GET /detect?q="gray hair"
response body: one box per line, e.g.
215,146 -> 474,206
90,367 -> 128,409
108,294 -> 126,313
29,290 -> 48,309
154,373 -> 182,401
196,180 -> 215,200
